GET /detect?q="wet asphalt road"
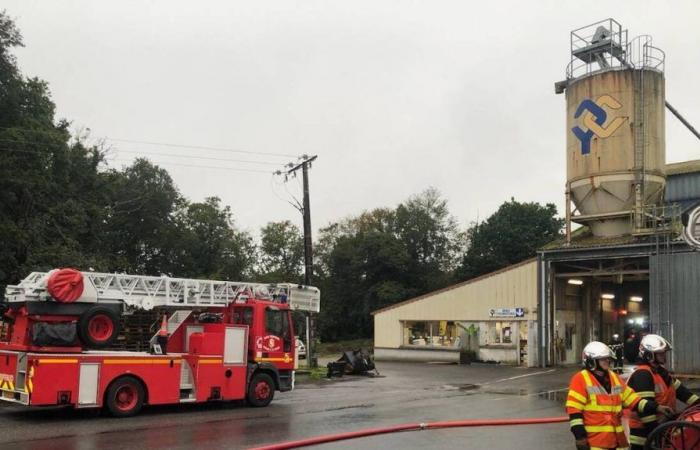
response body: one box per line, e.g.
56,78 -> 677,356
0,362 -> 580,450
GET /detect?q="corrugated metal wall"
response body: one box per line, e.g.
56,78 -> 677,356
665,171 -> 700,203
650,251 -> 700,374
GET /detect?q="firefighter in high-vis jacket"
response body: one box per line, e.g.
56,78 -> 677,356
626,334 -> 700,450
566,341 -> 671,450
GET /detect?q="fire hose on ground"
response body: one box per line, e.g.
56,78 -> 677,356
250,416 -> 569,450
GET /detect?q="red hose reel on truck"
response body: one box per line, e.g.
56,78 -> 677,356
2,268 -> 121,350
46,268 -> 84,303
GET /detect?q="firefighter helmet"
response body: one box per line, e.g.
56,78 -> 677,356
582,341 -> 615,370
639,334 -> 672,362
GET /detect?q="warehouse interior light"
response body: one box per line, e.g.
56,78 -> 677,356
568,279 -> 584,285
601,293 -> 615,299
630,296 -> 643,302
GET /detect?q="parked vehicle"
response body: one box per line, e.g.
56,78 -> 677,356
296,338 -> 307,359
0,268 -> 320,417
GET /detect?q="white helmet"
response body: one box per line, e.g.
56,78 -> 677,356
582,341 -> 615,370
639,334 -> 672,362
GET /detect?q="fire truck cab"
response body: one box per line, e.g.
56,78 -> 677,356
0,269 -> 320,417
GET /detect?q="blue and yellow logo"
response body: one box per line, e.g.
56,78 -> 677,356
572,95 -> 627,155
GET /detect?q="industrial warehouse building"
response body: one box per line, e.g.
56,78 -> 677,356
372,259 -> 539,367
372,159 -> 700,372
375,21 -> 700,374
537,160 -> 700,374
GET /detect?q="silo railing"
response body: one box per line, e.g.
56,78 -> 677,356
626,35 -> 665,72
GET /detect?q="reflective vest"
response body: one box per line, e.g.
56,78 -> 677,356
628,364 -> 676,429
566,369 -> 639,449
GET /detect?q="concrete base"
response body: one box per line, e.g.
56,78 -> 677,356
374,347 -> 459,363
479,346 -> 519,364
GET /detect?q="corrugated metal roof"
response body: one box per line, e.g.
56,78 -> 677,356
666,159 -> 700,176
370,257 -> 537,316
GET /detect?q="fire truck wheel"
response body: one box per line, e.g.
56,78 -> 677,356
105,376 -> 145,417
247,373 -> 275,407
78,306 -> 120,348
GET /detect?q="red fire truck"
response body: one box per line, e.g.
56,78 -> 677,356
0,268 -> 320,417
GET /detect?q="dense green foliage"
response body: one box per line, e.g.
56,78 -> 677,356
456,199 -> 565,281
0,12 -> 563,341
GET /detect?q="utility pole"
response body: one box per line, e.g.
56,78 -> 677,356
285,155 -> 317,284
281,154 -> 318,366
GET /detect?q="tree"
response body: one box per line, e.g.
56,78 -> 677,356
0,13 -> 262,300
171,197 -> 255,280
315,190 -> 463,341
0,11 -> 110,293
256,221 -> 304,283
394,188 -> 464,292
456,199 -> 564,280
99,158 -> 183,274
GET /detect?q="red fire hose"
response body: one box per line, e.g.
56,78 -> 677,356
250,416 -> 569,450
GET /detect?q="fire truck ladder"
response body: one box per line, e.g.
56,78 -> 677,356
5,271 -> 319,312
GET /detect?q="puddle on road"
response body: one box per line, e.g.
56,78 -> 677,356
483,388 -> 530,396
537,390 -> 568,402
439,383 -> 479,391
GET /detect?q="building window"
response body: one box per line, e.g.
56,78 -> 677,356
402,321 -> 458,347
483,321 -> 514,345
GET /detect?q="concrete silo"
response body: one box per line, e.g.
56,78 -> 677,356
556,19 -> 667,237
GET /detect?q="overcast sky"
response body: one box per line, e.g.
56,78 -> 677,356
3,1 -> 700,236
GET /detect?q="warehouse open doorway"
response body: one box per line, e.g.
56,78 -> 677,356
550,256 -> 649,366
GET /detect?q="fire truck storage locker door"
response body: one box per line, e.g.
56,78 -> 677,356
78,363 -> 100,406
185,326 -> 203,352
224,327 -> 247,365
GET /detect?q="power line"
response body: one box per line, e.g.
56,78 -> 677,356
1,138 -> 288,168
0,126 -> 300,159
113,149 -> 285,166
109,158 -> 273,174
105,137 -> 297,158
2,146 -> 274,174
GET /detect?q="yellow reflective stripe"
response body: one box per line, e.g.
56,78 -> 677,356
569,390 -> 587,403
687,394 -> 699,405
8,381 -> 14,390
583,403 -> 622,412
637,399 -> 648,412
581,370 -> 593,386
621,388 -> 630,401
590,448 -> 628,450
198,359 -> 223,365
570,418 -> 584,427
584,424 -> 624,433
38,359 -> 78,364
637,390 -> 656,398
623,389 -> 639,408
566,400 -> 586,410
673,379 -> 681,389
103,359 -> 181,365
610,371 -> 622,385
629,435 -> 647,445
640,415 -> 657,424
